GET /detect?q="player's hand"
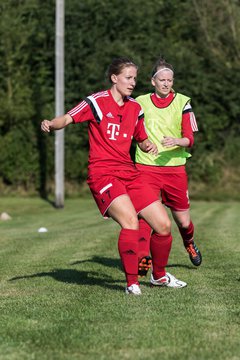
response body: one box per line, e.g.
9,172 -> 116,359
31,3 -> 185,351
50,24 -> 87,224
161,136 -> 178,148
145,141 -> 158,155
41,120 -> 52,133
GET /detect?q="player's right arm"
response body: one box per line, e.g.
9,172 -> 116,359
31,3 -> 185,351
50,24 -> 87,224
41,114 -> 73,133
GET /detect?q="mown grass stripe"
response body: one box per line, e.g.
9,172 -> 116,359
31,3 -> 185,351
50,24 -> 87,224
0,197 -> 239,360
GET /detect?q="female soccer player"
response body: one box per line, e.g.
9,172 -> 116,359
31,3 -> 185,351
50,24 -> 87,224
41,57 -> 187,295
135,57 -> 202,277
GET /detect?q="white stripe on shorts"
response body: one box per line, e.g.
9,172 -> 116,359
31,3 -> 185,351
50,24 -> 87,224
99,183 -> 113,194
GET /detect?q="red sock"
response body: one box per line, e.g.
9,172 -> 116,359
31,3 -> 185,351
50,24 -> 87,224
178,221 -> 194,244
138,219 -> 152,260
150,232 -> 173,280
118,229 -> 139,287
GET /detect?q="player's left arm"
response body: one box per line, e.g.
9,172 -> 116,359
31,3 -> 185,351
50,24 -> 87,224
181,104 -> 198,147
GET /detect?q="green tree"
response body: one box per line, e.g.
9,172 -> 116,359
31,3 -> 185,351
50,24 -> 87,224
0,0 -> 239,197
0,0 -> 55,194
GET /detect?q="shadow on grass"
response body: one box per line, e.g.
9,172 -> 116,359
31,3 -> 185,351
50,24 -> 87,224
70,256 -> 122,270
8,258 -> 196,292
9,269 -> 123,291
70,256 -> 196,271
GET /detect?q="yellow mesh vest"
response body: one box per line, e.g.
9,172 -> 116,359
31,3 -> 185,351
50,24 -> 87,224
135,93 -> 191,166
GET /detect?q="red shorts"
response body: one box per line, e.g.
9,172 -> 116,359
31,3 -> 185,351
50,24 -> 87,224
136,164 -> 190,211
87,169 -> 159,217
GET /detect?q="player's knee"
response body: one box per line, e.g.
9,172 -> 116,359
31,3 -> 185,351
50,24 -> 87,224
162,219 -> 171,234
178,219 -> 191,229
155,218 -> 171,235
122,213 -> 139,229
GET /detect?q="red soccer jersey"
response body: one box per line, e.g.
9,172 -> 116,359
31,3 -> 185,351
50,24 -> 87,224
67,90 -> 148,174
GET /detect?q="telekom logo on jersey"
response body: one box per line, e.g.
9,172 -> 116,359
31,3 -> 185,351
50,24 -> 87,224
107,123 -> 128,141
107,123 -> 120,140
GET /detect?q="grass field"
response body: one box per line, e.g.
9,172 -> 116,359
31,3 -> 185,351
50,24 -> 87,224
0,197 -> 239,360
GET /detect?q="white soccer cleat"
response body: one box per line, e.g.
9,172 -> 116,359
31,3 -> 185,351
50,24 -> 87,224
125,283 -> 142,295
150,272 -> 187,288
